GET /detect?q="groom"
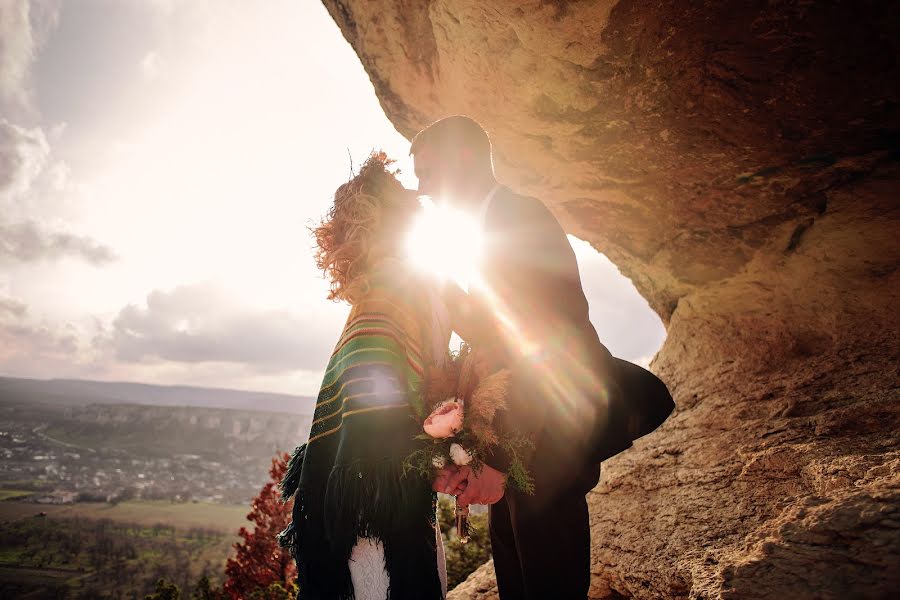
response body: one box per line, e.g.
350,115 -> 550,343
412,116 -> 655,599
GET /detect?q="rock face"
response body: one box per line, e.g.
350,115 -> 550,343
322,1 -> 900,598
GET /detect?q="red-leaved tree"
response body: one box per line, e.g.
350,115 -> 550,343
224,452 -> 297,600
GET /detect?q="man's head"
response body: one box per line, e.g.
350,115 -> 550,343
410,115 -> 496,208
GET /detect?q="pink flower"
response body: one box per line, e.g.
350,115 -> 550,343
423,399 -> 463,438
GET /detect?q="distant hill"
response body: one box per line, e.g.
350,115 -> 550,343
0,376 -> 315,415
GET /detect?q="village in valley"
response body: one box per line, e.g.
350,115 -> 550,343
0,378 -> 313,506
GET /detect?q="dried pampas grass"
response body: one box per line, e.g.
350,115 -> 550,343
466,368 -> 510,446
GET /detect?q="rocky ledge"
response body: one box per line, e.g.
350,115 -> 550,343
323,1 -> 900,598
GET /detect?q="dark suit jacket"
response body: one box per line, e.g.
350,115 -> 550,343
447,186 -> 673,487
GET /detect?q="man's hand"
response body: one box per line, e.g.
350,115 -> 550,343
457,464 -> 506,506
433,465 -> 468,495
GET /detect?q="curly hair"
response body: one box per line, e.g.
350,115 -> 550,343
312,152 -> 411,304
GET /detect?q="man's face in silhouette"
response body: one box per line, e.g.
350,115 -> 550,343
413,144 -> 469,207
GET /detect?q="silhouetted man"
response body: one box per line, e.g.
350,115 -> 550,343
414,115 -> 672,599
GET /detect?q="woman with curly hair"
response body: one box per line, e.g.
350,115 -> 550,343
279,152 -> 450,600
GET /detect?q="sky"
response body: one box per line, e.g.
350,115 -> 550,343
0,0 -> 665,395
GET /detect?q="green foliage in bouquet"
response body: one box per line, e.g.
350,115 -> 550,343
495,432 -> 536,496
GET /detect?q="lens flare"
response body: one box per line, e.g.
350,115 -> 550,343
405,196 -> 483,291
407,196 -> 615,462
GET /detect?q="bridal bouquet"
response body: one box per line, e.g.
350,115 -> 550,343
404,344 -> 535,539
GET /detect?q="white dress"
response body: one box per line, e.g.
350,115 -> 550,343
348,520 -> 448,599
347,284 -> 451,599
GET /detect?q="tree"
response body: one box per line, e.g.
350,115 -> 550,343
145,578 -> 181,600
191,574 -> 226,600
247,581 -> 298,600
223,452 -> 297,600
437,496 -> 492,589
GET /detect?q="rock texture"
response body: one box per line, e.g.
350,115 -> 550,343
322,1 -> 900,598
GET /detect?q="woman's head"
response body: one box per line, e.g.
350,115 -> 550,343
313,152 -> 417,304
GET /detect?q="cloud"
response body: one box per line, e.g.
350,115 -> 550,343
0,296 -> 27,318
0,118 -> 49,196
0,123 -> 114,267
0,220 -> 116,265
0,0 -> 60,117
98,283 -> 339,373
0,294 -> 80,375
0,0 -> 36,113
1,320 -> 78,356
0,288 -> 333,393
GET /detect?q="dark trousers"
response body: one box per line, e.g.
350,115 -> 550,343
489,462 -> 600,600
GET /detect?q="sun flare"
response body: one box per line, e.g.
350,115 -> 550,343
405,196 -> 483,290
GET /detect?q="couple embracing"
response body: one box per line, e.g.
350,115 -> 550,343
278,116 -> 673,600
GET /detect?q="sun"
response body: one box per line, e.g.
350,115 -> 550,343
405,196 -> 483,291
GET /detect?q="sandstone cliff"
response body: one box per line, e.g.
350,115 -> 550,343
322,1 -> 900,598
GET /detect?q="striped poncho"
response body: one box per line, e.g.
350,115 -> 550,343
279,264 -> 443,600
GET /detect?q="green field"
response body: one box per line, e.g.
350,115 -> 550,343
0,500 -> 248,532
0,490 -> 34,502
0,500 -> 248,599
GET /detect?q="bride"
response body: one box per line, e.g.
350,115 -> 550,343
279,152 -> 451,599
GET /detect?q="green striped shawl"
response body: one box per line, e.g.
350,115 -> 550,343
280,265 -> 442,600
